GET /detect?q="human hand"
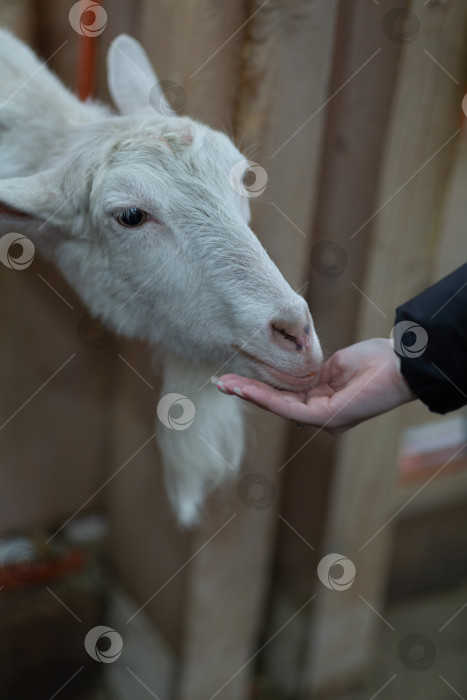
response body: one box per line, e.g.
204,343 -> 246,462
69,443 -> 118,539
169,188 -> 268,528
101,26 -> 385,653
216,339 -> 416,433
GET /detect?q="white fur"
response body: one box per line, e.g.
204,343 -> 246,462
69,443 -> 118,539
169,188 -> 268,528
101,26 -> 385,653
0,31 -> 322,525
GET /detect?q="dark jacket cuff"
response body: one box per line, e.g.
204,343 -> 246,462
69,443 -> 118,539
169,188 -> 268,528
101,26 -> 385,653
394,264 -> 467,414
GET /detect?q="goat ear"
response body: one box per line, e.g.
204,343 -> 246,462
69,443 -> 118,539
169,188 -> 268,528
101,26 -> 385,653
0,172 -> 62,222
107,34 -> 175,116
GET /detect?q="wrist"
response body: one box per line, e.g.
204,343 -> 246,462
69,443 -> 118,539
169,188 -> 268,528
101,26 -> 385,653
391,348 -> 418,403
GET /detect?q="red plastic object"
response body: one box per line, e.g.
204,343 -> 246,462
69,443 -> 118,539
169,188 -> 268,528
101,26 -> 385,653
0,549 -> 86,591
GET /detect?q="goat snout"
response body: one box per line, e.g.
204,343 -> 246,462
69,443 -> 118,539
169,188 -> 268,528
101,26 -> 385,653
270,317 -> 311,352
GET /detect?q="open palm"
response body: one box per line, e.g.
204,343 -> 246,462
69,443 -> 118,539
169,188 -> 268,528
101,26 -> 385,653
217,339 -> 416,433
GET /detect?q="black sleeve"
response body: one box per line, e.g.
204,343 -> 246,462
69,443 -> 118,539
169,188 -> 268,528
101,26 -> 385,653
394,263 -> 467,414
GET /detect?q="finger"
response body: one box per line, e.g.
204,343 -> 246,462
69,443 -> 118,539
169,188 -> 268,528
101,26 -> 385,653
217,374 -> 270,391
305,382 -> 335,400
218,374 -> 299,403
231,384 -> 308,420
230,382 -> 337,425
217,374 -> 341,426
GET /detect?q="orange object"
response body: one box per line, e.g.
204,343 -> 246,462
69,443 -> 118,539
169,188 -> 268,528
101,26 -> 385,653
0,549 -> 86,591
76,34 -> 98,101
398,416 -> 467,483
75,1 -> 102,101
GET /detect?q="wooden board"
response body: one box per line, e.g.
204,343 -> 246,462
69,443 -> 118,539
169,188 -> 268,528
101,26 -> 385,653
434,112 -> 467,280
387,499 -> 467,602
0,0 -> 34,40
0,256 -> 114,532
301,0 -> 467,694
262,0 -> 405,694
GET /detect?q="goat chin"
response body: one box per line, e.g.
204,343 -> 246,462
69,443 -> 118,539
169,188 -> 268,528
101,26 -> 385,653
156,354 -> 245,526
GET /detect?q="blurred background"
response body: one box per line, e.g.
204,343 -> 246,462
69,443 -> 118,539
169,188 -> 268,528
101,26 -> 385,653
1,0 -> 467,698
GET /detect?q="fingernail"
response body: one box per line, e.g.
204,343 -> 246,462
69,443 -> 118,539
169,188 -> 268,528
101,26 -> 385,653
210,375 -> 220,384
233,387 -> 244,397
217,381 -> 230,394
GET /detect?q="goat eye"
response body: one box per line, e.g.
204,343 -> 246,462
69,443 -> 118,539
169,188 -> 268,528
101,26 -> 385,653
115,208 -> 147,227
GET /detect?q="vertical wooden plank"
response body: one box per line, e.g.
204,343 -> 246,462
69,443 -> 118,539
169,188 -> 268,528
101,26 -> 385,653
235,0 -> 338,286
141,0 -> 245,127
301,0 -> 467,695
33,0 -> 77,86
433,125 -> 467,280
0,0 -> 34,39
0,256 -> 115,532
262,1 -> 405,694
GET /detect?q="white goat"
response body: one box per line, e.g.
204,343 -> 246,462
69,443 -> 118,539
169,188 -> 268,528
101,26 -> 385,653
0,31 -> 323,524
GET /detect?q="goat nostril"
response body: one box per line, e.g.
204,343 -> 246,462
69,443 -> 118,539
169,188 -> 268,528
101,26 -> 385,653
272,324 -> 304,351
